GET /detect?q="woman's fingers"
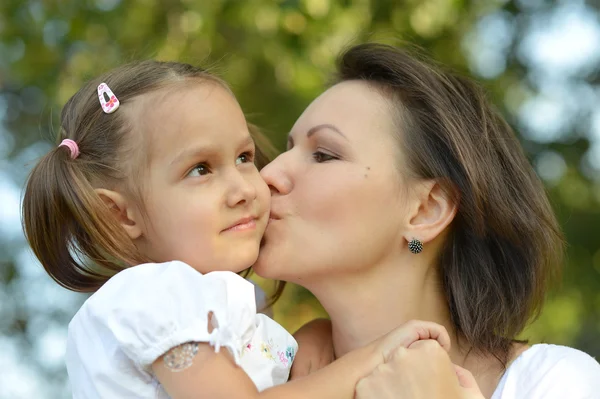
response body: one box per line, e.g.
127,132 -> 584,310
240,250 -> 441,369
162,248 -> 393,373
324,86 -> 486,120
357,338 -> 469,399
454,365 -> 485,398
454,365 -> 477,389
404,320 -> 452,352
380,320 -> 451,361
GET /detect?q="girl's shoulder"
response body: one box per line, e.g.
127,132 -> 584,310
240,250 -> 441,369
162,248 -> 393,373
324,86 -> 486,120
82,261 -> 255,315
68,261 -> 258,367
493,344 -> 600,399
92,260 -> 250,296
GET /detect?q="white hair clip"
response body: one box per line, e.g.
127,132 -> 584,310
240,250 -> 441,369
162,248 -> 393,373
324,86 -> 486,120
97,82 -> 120,114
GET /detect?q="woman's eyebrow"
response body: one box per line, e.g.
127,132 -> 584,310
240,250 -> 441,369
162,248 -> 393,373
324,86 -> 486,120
306,124 -> 348,140
287,123 -> 348,145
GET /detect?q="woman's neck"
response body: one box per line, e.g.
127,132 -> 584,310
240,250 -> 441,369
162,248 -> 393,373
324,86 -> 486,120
305,256 -> 458,360
302,256 -> 518,398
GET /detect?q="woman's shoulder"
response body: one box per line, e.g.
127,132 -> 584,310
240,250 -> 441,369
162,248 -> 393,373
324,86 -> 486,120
493,344 -> 600,399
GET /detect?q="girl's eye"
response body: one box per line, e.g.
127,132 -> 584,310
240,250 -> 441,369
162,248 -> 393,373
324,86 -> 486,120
187,163 -> 211,177
312,151 -> 338,163
236,151 -> 253,165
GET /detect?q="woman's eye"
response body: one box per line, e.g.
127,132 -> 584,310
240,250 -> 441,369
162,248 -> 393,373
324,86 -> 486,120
187,163 -> 211,177
236,151 -> 253,165
312,151 -> 337,163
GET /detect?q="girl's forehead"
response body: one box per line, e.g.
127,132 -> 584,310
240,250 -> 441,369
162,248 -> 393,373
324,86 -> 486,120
133,84 -> 247,164
128,83 -> 235,136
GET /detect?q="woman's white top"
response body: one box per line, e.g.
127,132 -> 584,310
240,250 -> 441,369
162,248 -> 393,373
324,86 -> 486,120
65,261 -> 298,398
492,343 -> 600,398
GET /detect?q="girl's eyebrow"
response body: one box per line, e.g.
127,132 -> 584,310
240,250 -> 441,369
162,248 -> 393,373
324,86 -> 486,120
170,135 -> 254,167
169,145 -> 219,167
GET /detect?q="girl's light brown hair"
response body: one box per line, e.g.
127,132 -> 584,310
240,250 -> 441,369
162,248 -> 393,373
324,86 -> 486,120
22,60 -> 283,301
335,43 -> 564,365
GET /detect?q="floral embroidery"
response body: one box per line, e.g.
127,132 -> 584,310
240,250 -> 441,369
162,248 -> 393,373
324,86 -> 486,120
260,341 -> 275,361
240,342 -> 252,358
285,346 -> 295,363
277,346 -> 295,367
247,338 -> 294,368
277,351 -> 289,367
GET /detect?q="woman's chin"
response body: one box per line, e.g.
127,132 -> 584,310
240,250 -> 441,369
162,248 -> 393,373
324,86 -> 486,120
253,240 -> 279,278
252,251 -> 270,278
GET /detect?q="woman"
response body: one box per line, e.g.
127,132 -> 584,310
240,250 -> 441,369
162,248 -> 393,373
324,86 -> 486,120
253,43 -> 600,398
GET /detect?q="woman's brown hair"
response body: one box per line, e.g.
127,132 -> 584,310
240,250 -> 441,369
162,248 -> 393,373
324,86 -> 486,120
22,60 -> 283,302
334,43 -> 564,365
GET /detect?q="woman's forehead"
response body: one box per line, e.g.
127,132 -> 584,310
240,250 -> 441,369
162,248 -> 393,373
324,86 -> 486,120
294,81 -> 393,134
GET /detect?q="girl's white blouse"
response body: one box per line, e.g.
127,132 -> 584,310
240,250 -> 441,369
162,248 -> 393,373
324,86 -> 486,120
65,261 -> 298,398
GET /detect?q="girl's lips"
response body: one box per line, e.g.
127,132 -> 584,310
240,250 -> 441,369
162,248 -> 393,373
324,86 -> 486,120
223,217 -> 257,232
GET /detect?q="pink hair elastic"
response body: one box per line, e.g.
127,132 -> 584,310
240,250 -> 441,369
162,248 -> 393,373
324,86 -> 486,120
59,139 -> 80,159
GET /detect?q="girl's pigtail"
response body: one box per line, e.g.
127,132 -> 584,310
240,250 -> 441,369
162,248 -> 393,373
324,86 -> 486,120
22,144 -> 144,292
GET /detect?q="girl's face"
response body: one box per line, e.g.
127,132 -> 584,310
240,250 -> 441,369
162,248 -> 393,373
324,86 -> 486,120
131,83 -> 270,274
254,80 -> 410,283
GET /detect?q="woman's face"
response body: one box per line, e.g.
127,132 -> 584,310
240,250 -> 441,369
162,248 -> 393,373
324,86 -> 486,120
254,80 -> 411,283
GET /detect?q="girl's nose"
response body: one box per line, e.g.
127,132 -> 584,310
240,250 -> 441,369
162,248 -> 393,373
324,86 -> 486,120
226,170 -> 258,208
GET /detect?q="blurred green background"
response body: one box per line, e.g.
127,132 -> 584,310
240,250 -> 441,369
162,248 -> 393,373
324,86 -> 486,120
1,0 -> 599,397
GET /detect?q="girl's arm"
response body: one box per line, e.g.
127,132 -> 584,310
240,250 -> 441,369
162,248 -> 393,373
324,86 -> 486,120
153,320 -> 451,399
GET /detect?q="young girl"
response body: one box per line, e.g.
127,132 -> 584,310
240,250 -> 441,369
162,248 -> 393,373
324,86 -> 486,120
22,60 -> 451,398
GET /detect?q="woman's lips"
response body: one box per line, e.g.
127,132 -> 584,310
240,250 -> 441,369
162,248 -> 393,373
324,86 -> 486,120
268,211 -> 282,221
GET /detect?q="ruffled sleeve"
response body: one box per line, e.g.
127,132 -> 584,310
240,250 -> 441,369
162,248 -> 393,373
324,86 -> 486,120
69,261 -> 257,372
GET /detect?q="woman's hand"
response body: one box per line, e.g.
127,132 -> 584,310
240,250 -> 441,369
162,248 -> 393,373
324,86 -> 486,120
355,340 -> 484,399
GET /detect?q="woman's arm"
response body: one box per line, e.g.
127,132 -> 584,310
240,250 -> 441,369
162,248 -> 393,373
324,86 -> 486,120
153,320 -> 451,399
290,318 -> 334,379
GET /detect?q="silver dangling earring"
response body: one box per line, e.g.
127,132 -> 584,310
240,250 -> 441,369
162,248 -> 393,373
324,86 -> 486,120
408,238 -> 423,254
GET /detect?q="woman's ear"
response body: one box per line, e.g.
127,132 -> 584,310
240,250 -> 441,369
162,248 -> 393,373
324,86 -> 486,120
95,188 -> 144,240
404,180 -> 457,244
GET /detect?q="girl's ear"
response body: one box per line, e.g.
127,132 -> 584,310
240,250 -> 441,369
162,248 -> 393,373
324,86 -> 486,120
95,189 -> 144,240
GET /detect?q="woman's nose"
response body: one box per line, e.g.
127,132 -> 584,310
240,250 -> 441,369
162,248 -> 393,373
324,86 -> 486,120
260,153 -> 293,195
